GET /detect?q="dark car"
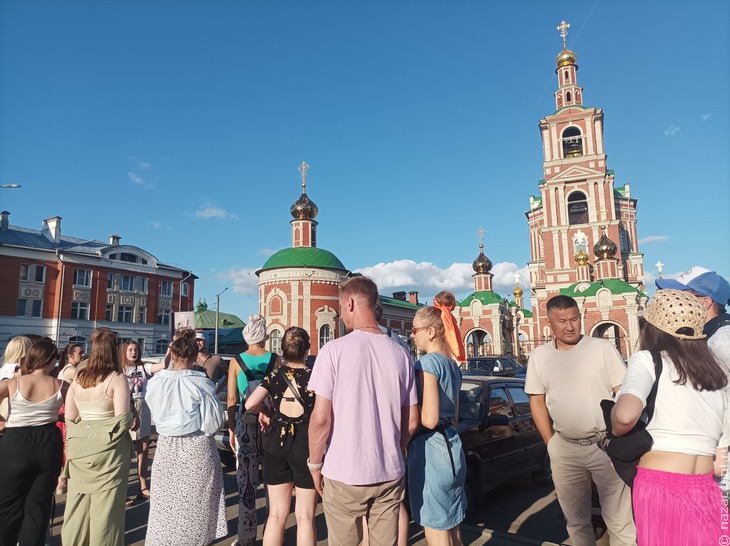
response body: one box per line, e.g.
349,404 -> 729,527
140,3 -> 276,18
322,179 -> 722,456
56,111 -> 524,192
464,355 -> 524,377
457,376 -> 550,512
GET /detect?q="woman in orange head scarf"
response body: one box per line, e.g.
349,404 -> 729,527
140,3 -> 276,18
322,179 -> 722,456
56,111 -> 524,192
432,291 -> 466,363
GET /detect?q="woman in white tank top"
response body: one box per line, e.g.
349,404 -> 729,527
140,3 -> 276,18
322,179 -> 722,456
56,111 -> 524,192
612,290 -> 728,545
0,338 -> 67,546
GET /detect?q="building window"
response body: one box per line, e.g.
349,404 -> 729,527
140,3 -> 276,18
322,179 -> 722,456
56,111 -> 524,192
16,299 -> 26,316
319,325 -> 332,348
139,277 -> 148,294
562,126 -> 583,158
20,264 -> 45,283
155,339 -> 169,354
121,275 -> 134,292
157,309 -> 171,325
73,269 -> 91,287
105,304 -> 113,321
160,281 -> 173,297
567,192 -> 589,224
566,91 -> 572,102
270,296 -> 282,315
138,307 -> 147,323
269,330 -> 282,355
31,300 -> 43,318
118,306 -> 133,323
181,282 -> 189,297
71,302 -> 89,320
107,273 -> 115,290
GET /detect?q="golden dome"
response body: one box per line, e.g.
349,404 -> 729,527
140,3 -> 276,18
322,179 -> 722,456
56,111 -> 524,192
290,192 -> 318,220
556,48 -> 578,68
472,244 -> 493,275
594,230 -> 617,260
513,285 -> 523,298
575,249 -> 590,266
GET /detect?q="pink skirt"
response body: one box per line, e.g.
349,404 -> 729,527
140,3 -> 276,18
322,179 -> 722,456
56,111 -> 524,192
633,466 -> 728,546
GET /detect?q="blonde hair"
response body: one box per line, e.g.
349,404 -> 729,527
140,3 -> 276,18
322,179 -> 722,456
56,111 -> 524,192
414,306 -> 446,341
3,336 -> 32,365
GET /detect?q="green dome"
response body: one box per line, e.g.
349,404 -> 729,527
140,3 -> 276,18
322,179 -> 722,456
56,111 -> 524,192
257,247 -> 347,274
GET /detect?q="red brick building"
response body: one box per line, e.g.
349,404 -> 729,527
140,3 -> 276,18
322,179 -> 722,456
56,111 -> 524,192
457,23 -> 647,360
256,163 -> 420,355
0,212 -> 195,354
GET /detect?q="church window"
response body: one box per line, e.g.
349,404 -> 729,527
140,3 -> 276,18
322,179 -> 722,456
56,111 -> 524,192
319,325 -> 332,348
269,330 -> 282,355
619,225 -> 630,254
562,126 -> 583,157
566,91 -> 572,102
564,70 -> 569,82
567,192 -> 589,224
270,296 -> 282,315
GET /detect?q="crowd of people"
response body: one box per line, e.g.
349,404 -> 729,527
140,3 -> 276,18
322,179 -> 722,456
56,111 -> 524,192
0,267 -> 727,546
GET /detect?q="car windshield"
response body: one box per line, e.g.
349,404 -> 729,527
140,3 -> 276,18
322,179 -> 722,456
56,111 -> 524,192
458,382 -> 482,426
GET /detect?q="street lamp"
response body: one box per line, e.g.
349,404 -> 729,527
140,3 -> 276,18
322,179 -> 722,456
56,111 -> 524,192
214,287 -> 228,354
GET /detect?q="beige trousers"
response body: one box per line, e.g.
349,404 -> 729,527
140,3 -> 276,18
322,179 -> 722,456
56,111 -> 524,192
61,484 -> 127,546
548,434 -> 636,546
322,476 -> 405,546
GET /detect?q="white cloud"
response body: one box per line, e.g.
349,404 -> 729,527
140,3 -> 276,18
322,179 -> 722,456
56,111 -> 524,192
701,114 -> 711,121
217,268 -> 259,296
664,125 -> 681,136
638,235 -> 669,245
355,259 -> 530,302
146,220 -> 172,230
194,205 -> 239,220
128,172 -> 144,185
259,248 -> 278,257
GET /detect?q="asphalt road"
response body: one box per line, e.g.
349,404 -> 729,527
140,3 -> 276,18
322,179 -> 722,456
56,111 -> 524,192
48,451 -> 610,546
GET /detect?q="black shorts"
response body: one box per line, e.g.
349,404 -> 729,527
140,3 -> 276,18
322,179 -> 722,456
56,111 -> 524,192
262,434 -> 314,489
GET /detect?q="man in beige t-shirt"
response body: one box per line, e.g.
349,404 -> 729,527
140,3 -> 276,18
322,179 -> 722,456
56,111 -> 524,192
525,295 -> 636,546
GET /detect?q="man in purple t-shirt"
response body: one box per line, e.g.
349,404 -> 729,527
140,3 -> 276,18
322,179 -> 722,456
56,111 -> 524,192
308,276 -> 419,546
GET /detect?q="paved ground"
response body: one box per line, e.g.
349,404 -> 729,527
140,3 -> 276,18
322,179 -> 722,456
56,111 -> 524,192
48,448 -> 606,546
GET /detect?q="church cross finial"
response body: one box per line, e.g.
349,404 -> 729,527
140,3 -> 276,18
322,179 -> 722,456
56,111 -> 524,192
655,260 -> 664,278
477,227 -> 485,248
298,161 -> 310,193
514,271 -> 521,285
557,20 -> 571,49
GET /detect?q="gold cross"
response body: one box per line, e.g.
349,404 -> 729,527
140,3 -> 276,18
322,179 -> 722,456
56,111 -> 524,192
477,227 -> 485,246
298,161 -> 310,192
556,20 -> 571,48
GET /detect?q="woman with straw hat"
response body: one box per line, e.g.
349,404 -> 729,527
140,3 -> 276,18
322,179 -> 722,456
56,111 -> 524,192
611,289 -> 728,545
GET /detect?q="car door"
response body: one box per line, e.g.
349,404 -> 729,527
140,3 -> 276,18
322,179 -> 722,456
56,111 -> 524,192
504,381 -> 544,470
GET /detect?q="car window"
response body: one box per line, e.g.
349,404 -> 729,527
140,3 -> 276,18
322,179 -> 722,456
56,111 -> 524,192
507,385 -> 531,416
488,386 -> 514,418
458,382 -> 483,425
497,358 -> 515,372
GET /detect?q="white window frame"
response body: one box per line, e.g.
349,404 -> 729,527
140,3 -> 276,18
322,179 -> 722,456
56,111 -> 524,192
73,268 -> 92,287
70,301 -> 89,320
121,275 -> 134,292
118,305 -> 133,323
160,280 -> 173,297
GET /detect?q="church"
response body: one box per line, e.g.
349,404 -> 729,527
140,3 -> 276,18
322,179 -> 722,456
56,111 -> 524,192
456,21 -> 647,360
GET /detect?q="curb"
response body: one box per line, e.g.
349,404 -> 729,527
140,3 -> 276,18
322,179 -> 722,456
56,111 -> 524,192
461,524 -> 563,546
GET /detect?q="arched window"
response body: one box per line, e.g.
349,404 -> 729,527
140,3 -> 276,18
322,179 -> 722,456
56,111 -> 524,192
619,225 -> 630,254
562,126 -> 583,157
269,296 -> 282,315
573,235 -> 588,254
269,330 -> 282,355
564,70 -> 569,82
155,338 -> 169,354
566,91 -> 572,102
567,192 -> 589,224
319,325 -> 332,348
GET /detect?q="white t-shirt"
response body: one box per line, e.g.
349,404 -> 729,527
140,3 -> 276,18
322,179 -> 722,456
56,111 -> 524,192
617,350 -> 728,456
124,363 -> 155,399
524,336 -> 626,438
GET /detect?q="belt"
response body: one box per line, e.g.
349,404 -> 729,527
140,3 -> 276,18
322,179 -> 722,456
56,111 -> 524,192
557,431 -> 605,446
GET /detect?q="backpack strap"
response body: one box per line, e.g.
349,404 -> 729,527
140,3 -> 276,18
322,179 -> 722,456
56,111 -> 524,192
644,350 -> 664,423
278,367 -> 307,407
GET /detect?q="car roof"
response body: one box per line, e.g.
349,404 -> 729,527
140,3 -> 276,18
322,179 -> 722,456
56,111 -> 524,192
462,375 -> 526,383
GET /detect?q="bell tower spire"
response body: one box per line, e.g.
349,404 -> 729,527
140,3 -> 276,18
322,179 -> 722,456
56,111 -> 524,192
554,21 -> 583,111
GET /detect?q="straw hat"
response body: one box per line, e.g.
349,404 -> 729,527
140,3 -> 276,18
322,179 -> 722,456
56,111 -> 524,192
644,289 -> 706,340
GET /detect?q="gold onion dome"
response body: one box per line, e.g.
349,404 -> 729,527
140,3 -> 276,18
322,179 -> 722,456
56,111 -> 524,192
594,230 -> 618,260
472,244 -> 493,275
290,192 -> 318,220
513,285 -> 524,298
575,249 -> 590,266
556,48 -> 578,68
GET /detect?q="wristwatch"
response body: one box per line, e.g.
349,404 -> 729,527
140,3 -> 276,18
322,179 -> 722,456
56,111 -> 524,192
306,457 -> 323,470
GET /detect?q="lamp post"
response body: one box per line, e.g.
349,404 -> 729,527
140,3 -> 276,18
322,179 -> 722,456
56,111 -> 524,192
214,287 -> 228,354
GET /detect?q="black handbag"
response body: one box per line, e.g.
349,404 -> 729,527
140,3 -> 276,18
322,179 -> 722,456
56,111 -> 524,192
599,350 -> 663,488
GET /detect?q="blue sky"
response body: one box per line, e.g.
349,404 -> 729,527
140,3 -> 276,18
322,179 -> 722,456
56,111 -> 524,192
1,0 -> 728,319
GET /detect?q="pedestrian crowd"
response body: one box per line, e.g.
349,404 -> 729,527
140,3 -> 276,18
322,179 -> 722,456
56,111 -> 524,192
0,268 -> 727,546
